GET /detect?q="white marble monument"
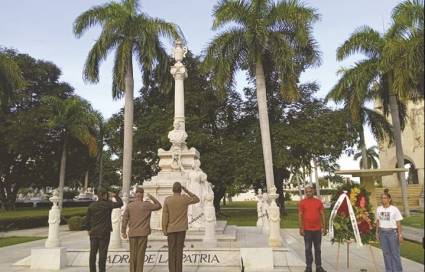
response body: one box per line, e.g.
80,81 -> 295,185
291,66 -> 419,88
143,40 -> 215,231
30,189 -> 67,270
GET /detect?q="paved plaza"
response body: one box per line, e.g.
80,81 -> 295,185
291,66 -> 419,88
0,225 -> 423,272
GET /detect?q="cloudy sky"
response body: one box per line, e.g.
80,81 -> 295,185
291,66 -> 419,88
0,0 -> 402,171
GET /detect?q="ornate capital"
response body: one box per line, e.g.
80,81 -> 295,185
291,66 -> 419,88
170,62 -> 188,80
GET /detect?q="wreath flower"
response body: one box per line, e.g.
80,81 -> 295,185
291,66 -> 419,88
331,184 -> 376,244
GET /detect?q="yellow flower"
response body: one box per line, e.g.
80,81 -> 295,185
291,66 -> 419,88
350,187 -> 360,205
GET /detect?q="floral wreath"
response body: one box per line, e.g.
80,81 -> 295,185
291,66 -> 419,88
330,183 -> 376,244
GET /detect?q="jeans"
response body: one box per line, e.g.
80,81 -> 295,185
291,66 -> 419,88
303,230 -> 322,268
379,228 -> 403,272
89,235 -> 110,272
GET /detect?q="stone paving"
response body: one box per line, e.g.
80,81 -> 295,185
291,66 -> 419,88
403,226 -> 424,243
0,226 -> 423,272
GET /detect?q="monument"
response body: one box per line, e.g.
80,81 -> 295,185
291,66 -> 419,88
143,40 -> 214,231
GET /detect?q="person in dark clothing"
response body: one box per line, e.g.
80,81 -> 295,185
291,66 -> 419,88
83,188 -> 123,272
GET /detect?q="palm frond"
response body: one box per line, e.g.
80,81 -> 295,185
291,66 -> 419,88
203,28 -> 248,94
337,26 -> 383,60
83,29 -> 120,83
212,0 -> 251,30
364,107 -> 394,145
73,2 -> 123,38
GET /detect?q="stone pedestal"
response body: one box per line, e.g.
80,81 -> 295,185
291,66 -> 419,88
31,247 -> 67,270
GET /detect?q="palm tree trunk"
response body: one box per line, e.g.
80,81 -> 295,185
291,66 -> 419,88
122,57 -> 134,204
314,159 -> 321,197
58,137 -> 67,209
84,170 -> 89,192
255,58 -> 275,191
389,94 -> 410,216
98,147 -> 103,189
359,127 -> 369,169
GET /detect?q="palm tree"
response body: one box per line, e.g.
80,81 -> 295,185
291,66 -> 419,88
354,146 -> 379,169
203,0 -> 320,195
43,96 -> 100,208
326,64 -> 393,170
335,0 -> 424,215
73,0 -> 182,201
0,52 -> 26,110
383,0 -> 424,98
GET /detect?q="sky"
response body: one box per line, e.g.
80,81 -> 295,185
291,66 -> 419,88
0,0 -> 402,172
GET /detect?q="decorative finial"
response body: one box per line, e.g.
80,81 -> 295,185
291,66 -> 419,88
172,39 -> 187,63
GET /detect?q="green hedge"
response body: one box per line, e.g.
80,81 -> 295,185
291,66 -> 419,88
68,216 -> 86,231
0,207 -> 87,231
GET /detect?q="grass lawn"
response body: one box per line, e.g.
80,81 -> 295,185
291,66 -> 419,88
221,200 -> 299,209
0,236 -> 45,248
0,207 -> 87,220
372,240 -> 424,264
218,206 -> 301,228
402,213 -> 424,228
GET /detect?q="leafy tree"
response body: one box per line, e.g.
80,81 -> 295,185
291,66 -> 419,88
0,50 -> 26,110
43,96 -> 100,208
0,50 -> 75,210
73,0 -> 182,200
203,0 -> 320,193
354,145 -> 379,169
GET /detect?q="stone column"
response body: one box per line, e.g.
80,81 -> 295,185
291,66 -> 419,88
45,190 -> 61,248
171,39 -> 188,129
268,186 -> 283,247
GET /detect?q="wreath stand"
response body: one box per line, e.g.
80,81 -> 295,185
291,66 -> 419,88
336,240 -> 379,272
335,240 -> 351,270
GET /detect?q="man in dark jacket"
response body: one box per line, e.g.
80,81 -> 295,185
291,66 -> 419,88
83,188 -> 123,272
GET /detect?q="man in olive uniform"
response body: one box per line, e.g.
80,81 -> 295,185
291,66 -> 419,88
121,187 -> 162,272
83,188 -> 123,272
162,182 -> 200,272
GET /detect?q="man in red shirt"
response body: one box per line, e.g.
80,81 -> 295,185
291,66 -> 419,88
298,185 -> 327,272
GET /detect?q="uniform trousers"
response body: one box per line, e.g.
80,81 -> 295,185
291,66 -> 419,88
129,236 -> 148,272
167,231 -> 186,272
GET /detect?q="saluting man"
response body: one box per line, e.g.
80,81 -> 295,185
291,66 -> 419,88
162,182 -> 200,272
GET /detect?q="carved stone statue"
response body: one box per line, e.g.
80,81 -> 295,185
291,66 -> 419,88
109,196 -> 122,249
256,189 -> 263,228
202,192 -> 217,247
261,192 -> 270,235
267,186 -> 283,247
187,159 -> 211,228
45,190 -> 61,248
168,121 -> 188,151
